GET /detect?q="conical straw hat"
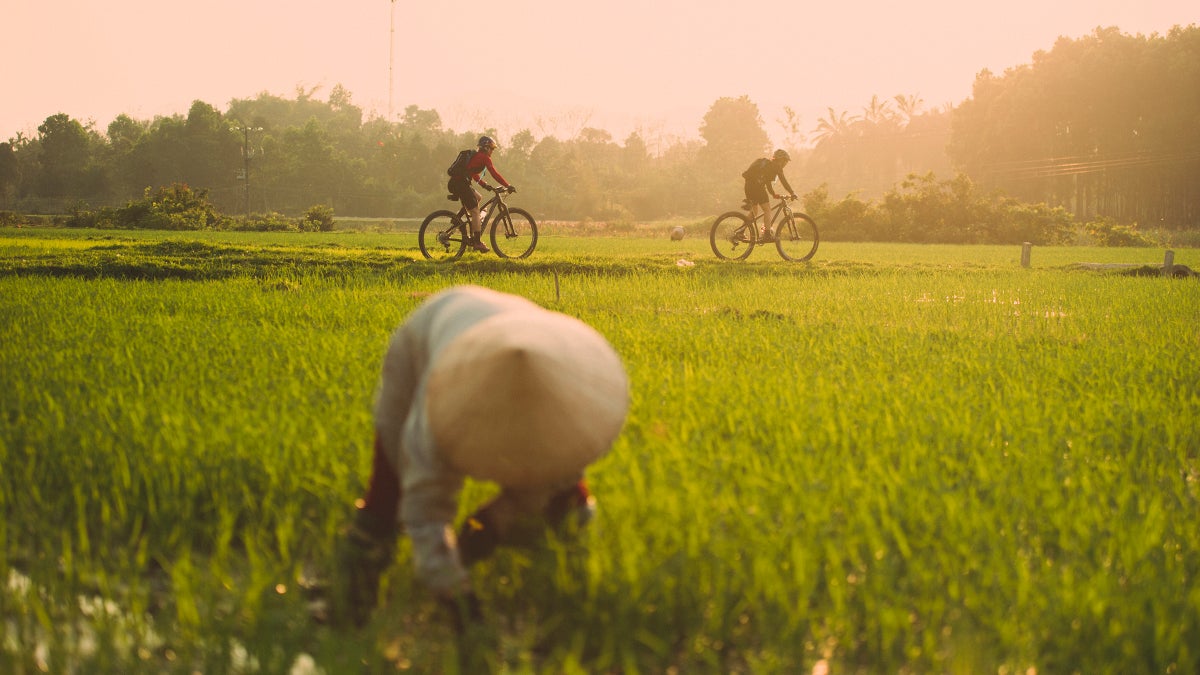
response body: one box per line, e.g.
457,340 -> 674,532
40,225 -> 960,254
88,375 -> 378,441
425,310 -> 628,488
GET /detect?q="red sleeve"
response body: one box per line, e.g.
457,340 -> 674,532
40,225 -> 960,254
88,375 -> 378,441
466,153 -> 510,188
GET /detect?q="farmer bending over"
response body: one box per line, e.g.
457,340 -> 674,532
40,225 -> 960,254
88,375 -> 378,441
330,285 -> 629,629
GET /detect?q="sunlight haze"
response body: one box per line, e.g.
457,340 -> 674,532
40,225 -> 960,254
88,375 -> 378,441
3,0 -> 1195,147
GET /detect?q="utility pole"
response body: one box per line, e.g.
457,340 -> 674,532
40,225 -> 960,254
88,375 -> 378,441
388,0 -> 397,120
235,125 -> 262,219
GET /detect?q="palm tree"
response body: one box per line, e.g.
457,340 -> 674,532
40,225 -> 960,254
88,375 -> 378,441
893,94 -> 924,126
860,95 -> 897,130
812,108 -> 857,147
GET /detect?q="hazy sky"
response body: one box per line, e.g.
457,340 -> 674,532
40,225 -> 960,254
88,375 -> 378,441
3,0 -> 1195,148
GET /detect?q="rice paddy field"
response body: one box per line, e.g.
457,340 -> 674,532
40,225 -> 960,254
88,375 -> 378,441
1,227 -> 1198,674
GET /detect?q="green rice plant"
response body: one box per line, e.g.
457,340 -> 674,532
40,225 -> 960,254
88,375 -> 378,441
1,230 -> 1197,673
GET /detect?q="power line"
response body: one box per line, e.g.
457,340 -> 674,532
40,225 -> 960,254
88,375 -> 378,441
976,148 -> 1200,180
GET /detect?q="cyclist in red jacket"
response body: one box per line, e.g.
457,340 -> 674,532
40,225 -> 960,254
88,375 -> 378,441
742,149 -> 796,242
448,136 -> 516,253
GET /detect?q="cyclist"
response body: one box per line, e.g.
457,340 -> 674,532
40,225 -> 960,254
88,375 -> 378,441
448,135 -> 516,253
741,149 -> 797,242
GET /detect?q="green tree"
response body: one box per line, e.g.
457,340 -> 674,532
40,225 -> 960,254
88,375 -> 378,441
124,115 -> 190,204
106,115 -> 149,199
401,105 -> 443,136
949,25 -> 1200,227
183,101 -> 241,195
699,95 -> 771,170
697,96 -> 770,213
0,142 -> 19,206
35,113 -> 101,199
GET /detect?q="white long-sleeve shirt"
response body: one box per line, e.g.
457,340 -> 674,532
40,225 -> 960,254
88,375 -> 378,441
372,285 -> 540,595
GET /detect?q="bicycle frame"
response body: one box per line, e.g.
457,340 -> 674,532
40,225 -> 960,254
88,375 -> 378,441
745,197 -> 794,228
452,189 -> 510,231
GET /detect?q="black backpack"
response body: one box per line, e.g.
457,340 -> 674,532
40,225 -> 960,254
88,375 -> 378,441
742,157 -> 772,181
447,149 -> 476,178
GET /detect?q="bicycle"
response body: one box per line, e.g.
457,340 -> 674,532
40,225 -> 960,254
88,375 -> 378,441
709,195 -> 819,262
418,186 -> 538,262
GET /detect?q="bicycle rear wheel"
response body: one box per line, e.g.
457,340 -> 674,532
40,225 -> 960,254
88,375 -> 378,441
489,207 -> 538,259
710,211 -> 755,260
775,212 -> 819,262
418,210 -> 467,262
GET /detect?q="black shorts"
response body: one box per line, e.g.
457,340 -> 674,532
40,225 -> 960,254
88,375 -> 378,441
448,177 -> 481,210
744,180 -> 769,205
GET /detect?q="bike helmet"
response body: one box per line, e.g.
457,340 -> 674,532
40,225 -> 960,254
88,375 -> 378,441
478,135 -> 498,150
773,149 -> 791,162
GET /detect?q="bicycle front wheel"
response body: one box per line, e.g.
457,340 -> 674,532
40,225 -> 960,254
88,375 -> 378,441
489,207 -> 538,259
775,212 -> 819,262
710,211 -> 755,260
418,210 -> 467,262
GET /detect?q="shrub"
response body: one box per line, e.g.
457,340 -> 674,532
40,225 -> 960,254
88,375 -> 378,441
303,204 -> 336,232
235,212 -> 299,232
802,185 -> 880,241
1002,200 -> 1075,245
1084,217 -> 1156,247
869,173 -> 1080,245
80,184 -> 223,230
64,208 -> 101,229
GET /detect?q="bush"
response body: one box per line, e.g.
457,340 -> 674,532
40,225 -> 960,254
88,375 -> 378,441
802,185 -> 880,241
1084,217 -> 1156,247
303,204 -> 335,232
234,212 -> 300,232
872,173 -> 1079,245
73,184 -> 224,230
1002,200 -> 1075,245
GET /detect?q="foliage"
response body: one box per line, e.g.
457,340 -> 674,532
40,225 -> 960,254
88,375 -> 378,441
233,211 -> 303,232
60,185 -> 346,232
4,26 -> 1198,231
805,174 -> 1076,244
805,95 -> 958,202
800,184 -> 882,241
950,25 -> 1200,228
75,183 -> 223,230
1084,216 -> 1157,247
304,204 -> 336,232
699,96 -> 772,177
879,173 -> 1074,244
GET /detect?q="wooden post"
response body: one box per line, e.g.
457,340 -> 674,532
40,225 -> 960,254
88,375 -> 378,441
1021,242 -> 1032,268
1162,250 -> 1175,277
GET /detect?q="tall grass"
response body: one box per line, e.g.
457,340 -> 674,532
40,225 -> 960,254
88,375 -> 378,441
2,230 -> 1197,673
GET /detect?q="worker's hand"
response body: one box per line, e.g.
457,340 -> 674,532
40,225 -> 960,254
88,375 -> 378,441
506,185 -> 517,194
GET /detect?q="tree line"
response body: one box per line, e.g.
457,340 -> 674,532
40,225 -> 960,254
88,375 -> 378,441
1,26 -> 1196,239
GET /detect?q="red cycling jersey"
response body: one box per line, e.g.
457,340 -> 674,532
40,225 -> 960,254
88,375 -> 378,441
463,151 -> 510,188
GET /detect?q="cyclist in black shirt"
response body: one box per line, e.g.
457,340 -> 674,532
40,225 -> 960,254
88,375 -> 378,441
741,149 -> 797,242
